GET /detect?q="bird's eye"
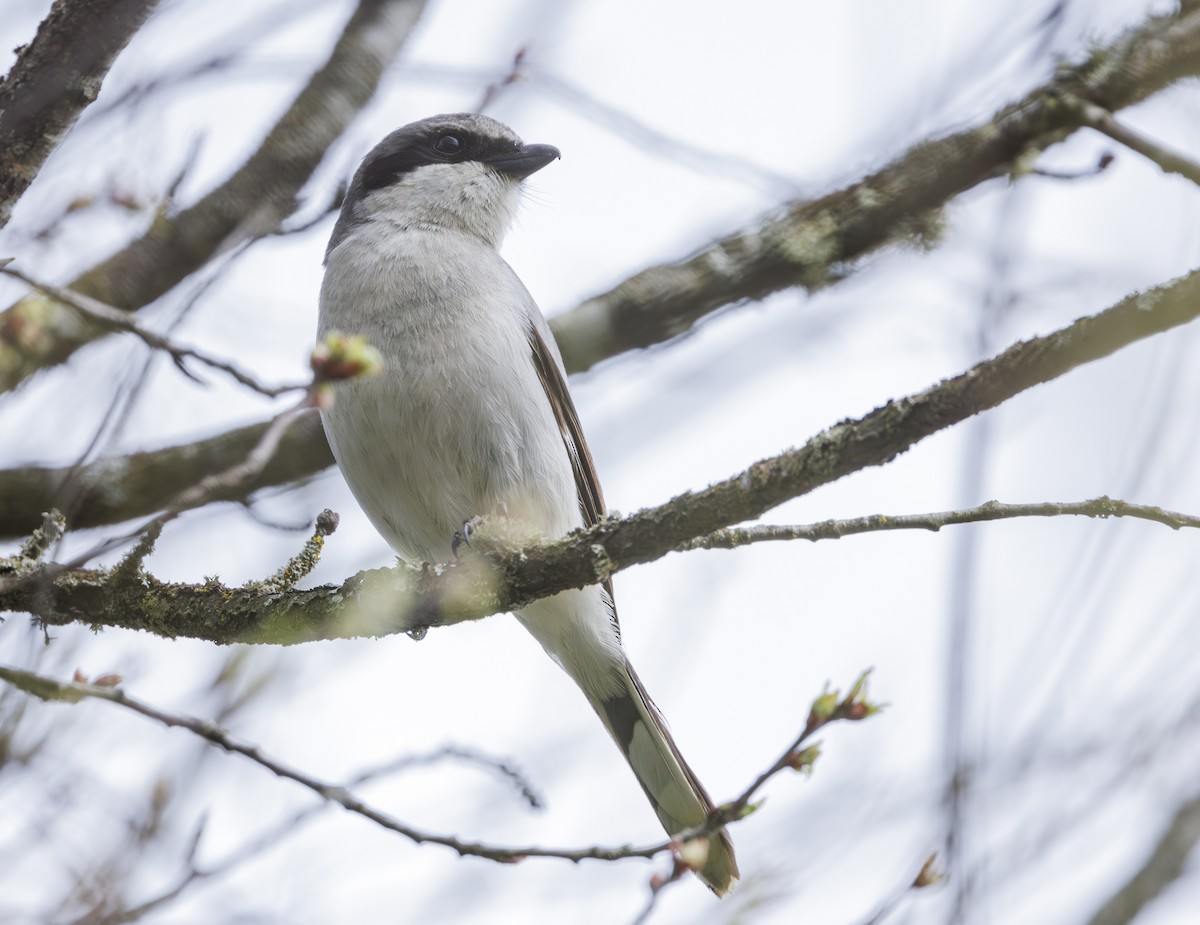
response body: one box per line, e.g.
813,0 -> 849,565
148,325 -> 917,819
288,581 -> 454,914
434,134 -> 462,156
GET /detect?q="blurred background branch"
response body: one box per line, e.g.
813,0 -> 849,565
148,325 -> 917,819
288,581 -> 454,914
0,0 -> 160,227
0,0 -> 426,393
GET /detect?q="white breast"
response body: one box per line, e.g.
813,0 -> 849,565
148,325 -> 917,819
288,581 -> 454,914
318,219 -> 580,564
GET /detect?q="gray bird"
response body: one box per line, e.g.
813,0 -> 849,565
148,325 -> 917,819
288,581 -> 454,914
318,113 -> 738,894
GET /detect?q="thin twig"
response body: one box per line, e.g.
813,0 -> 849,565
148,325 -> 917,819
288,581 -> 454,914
0,664 -> 659,866
676,497 -> 1200,551
0,265 -> 303,398
65,742 -> 546,925
0,665 -> 878,876
854,853 -> 944,925
1064,94 -> 1200,187
631,672 -> 882,915
0,396 -> 317,595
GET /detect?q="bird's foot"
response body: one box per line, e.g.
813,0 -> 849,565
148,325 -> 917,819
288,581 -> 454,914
451,515 -> 486,558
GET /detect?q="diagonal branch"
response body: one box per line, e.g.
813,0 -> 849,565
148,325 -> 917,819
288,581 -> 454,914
0,0 -> 161,228
4,264 -> 1199,644
1063,94 -> 1200,187
1084,791 -> 1200,925
0,664 -> 660,866
0,411 -> 331,540
0,0 -> 428,393
548,7 -> 1200,372
0,664 -> 876,876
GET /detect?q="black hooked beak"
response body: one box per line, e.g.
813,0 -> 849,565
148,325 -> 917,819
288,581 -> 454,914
484,143 -> 561,180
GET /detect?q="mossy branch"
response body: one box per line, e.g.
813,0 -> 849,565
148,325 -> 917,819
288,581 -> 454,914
4,265 -> 1199,644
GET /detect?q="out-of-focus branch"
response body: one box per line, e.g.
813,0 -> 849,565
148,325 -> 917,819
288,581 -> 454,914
548,7 -> 1200,372
61,742 -> 544,925
6,265 -> 1199,643
0,0 -> 160,228
854,854 -> 945,925
0,411 -> 331,540
1063,94 -> 1200,186
40,394 -> 321,577
0,264 -> 304,397
675,498 -> 1200,552
1084,792 -> 1200,925
0,0 -> 428,393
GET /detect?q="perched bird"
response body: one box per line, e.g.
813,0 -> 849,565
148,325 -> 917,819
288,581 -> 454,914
318,113 -> 737,893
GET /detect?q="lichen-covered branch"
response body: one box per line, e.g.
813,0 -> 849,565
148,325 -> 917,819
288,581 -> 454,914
676,498 -> 1200,551
1,6 -> 1196,536
0,0 -> 160,228
548,7 -> 1200,372
0,411 -> 332,540
0,0 -> 428,393
6,265 -> 1199,643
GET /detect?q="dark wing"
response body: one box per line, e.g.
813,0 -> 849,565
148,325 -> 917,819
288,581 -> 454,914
527,322 -> 606,528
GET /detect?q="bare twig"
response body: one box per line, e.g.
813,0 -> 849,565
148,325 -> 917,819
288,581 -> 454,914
0,264 -> 304,397
855,853 -> 945,925
1064,94 -> 1200,187
633,672 -> 882,914
473,47 -> 527,114
61,741 -> 544,925
676,497 -> 1200,551
0,665 -> 876,880
255,509 -> 339,593
0,664 -> 659,866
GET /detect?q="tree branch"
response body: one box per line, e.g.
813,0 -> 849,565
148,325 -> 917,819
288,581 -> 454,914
675,498 -> 1200,551
5,265 -> 1198,643
0,411 -> 331,540
1084,792 -> 1200,925
1,7 -> 1197,536
548,6 -> 1200,372
0,664 -> 660,866
1063,93 -> 1200,187
0,264 -> 304,397
0,663 -> 876,877
0,0 -> 160,229
0,0 -> 428,393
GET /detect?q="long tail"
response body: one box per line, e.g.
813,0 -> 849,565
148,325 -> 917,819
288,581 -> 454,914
589,659 -> 739,895
517,591 -> 738,893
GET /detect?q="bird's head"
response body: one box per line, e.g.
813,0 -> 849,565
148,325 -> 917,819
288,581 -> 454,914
328,113 -> 560,256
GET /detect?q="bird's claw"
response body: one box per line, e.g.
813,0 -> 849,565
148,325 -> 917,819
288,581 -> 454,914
451,515 -> 485,558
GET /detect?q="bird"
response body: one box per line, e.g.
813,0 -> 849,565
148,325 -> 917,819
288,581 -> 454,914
317,113 -> 738,894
